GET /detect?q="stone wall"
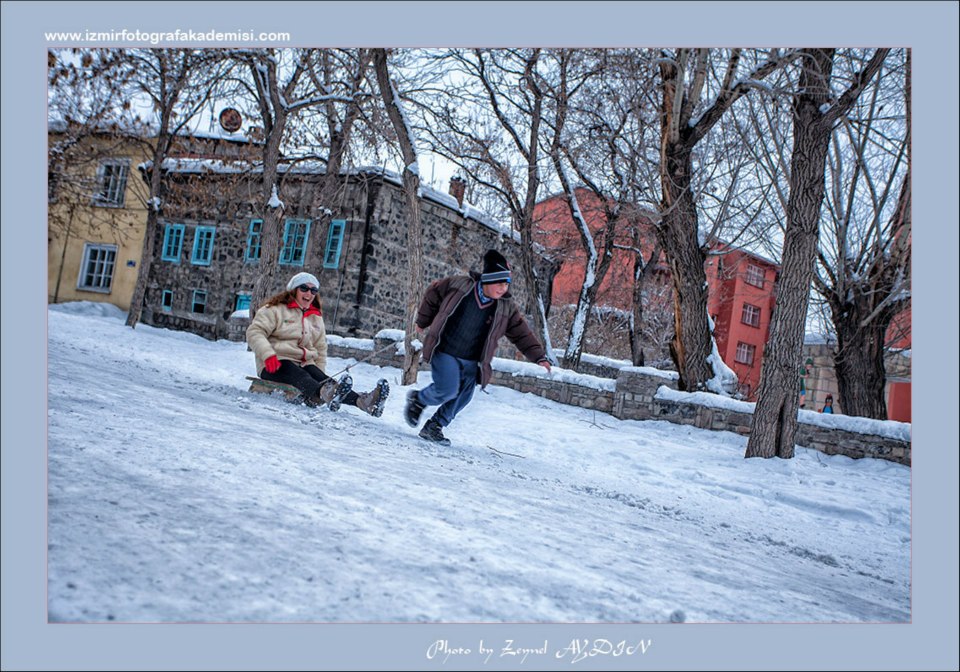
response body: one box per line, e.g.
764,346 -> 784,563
325,334 -> 911,467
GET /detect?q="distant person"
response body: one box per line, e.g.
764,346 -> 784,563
820,394 -> 834,414
246,272 -> 389,416
404,250 -> 551,445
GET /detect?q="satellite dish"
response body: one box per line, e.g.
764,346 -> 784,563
219,108 -> 242,133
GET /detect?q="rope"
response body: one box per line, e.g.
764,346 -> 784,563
326,340 -> 410,378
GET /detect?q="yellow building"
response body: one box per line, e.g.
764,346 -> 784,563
48,126 -> 150,311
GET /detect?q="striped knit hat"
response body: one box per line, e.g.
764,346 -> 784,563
480,249 -> 511,285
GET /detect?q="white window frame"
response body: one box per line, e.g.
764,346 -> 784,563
93,159 -> 130,207
77,243 -> 117,293
744,263 -> 765,288
735,342 -> 756,366
741,303 -> 761,328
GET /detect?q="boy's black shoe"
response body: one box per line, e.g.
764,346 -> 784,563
419,418 -> 451,446
404,389 -> 426,427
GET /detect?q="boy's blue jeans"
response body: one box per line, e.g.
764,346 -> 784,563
416,351 -> 479,427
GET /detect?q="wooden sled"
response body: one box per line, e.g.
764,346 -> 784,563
246,376 -> 302,401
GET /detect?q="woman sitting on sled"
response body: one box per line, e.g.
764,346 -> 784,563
246,272 -> 389,416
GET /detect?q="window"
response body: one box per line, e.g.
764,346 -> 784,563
280,218 -> 311,266
741,303 -> 761,328
77,243 -> 117,292
161,290 -> 174,312
191,226 -> 216,265
235,294 -> 251,312
324,220 -> 346,269
735,342 -> 756,366
745,263 -> 765,288
93,159 -> 129,207
191,290 -> 207,314
245,219 -> 262,262
161,224 -> 185,263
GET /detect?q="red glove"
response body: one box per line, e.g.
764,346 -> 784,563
263,355 -> 281,374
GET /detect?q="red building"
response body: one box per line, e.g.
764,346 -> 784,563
884,307 -> 911,422
533,189 -> 657,311
534,189 -> 779,400
704,242 -> 780,401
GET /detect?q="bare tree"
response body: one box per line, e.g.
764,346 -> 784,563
816,49 -> 910,419
746,48 -> 890,459
294,49 -> 376,221
409,48 -> 555,359
48,49 -> 153,304
373,48 -> 424,385
109,48 -> 230,328
227,49 -> 360,320
655,48 -> 796,393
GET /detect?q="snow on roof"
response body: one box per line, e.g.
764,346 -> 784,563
150,159 -> 513,239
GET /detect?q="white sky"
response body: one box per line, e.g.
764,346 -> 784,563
48,301 -> 910,626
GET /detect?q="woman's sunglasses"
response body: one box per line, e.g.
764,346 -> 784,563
297,285 -> 320,294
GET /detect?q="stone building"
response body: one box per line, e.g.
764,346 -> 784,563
139,162 -> 548,344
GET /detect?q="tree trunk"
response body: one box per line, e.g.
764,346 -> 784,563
126,129 -> 172,328
373,49 -> 424,386
833,313 -> 889,419
746,49 -> 836,459
516,217 -> 553,362
249,119 -> 287,321
629,241 -> 662,367
657,142 -> 713,390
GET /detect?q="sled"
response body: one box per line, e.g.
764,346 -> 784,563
245,376 -> 301,401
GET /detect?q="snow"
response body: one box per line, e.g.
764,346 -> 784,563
267,184 -> 284,210
46,302 -> 910,625
705,312 -> 739,395
655,387 -> 911,442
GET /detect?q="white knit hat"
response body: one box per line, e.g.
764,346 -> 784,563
286,272 -> 320,291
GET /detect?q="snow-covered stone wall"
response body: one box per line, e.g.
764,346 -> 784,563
326,335 -> 911,467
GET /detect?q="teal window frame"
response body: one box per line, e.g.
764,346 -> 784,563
280,218 -> 311,266
245,219 -> 262,262
191,226 -> 216,266
161,224 -> 185,263
235,294 -> 251,312
323,220 -> 346,269
161,289 -> 173,312
191,289 -> 207,314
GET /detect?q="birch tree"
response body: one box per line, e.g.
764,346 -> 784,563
746,48 -> 890,459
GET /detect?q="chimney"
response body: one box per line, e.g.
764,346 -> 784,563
449,175 -> 466,207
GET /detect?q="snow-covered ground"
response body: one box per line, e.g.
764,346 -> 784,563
47,302 -> 910,624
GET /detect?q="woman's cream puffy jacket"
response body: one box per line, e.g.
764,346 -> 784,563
246,301 -> 327,375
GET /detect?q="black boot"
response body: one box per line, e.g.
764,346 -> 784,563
419,418 -> 451,446
404,389 -> 426,427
